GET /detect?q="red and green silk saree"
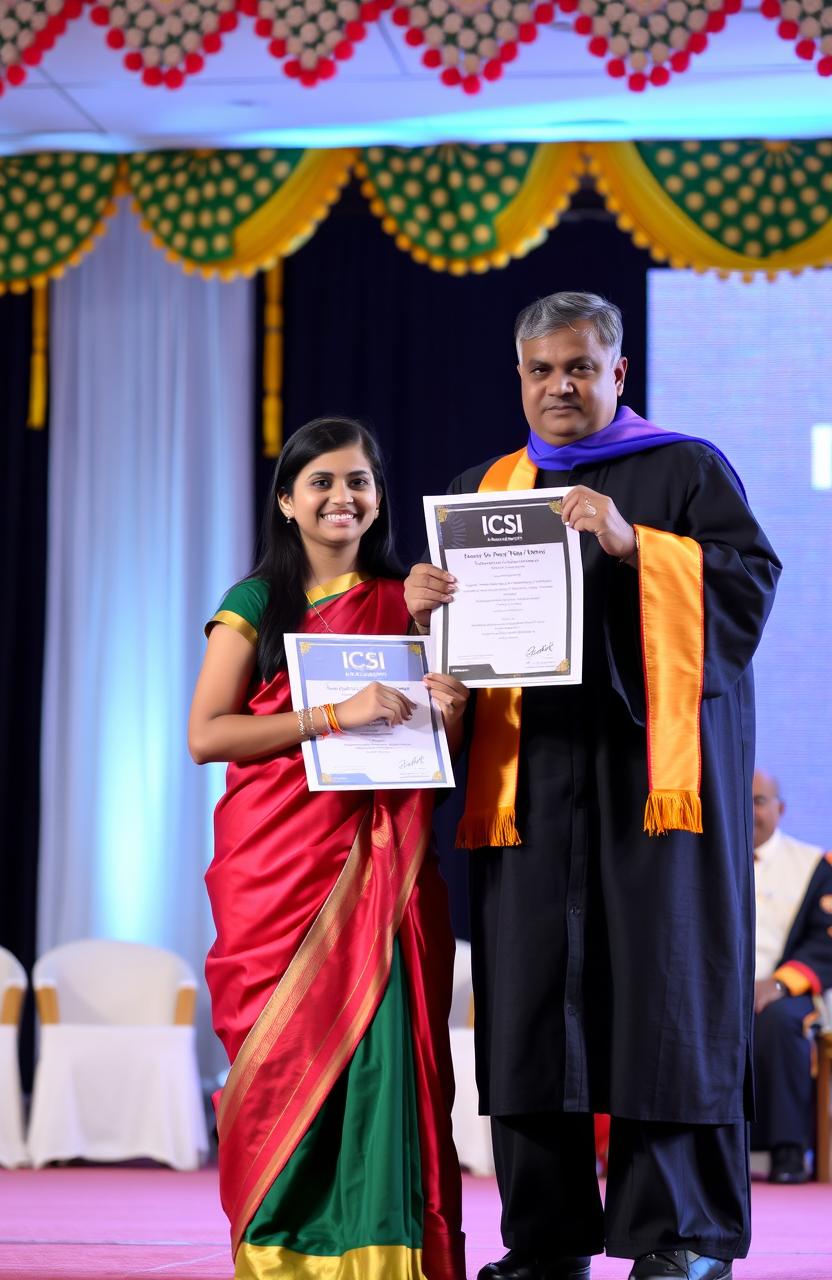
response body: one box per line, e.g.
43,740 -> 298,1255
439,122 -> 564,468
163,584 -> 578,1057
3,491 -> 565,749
205,573 -> 465,1280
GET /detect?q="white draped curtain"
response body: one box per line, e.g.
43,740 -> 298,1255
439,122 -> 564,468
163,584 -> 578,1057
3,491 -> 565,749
39,200 -> 254,1078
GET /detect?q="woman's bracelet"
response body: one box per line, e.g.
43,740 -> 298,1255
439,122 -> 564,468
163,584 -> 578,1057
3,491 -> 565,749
323,702 -> 344,735
296,706 -> 331,740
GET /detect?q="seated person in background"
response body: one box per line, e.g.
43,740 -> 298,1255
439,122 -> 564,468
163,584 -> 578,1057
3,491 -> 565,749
752,768 -> 832,1183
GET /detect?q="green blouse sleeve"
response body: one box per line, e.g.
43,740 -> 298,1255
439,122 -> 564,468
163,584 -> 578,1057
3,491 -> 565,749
205,578 -> 269,647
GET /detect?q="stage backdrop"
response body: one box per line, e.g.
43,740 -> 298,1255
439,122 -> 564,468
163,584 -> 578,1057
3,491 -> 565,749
38,201 -> 254,1078
648,269 -> 832,847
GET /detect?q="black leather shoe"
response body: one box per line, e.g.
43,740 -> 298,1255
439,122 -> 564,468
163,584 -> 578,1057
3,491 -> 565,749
769,1143 -> 809,1184
477,1251 -> 591,1280
628,1252 -> 732,1280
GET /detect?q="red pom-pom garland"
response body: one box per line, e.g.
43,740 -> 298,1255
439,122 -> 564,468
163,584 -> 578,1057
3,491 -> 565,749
89,0 -> 235,86
249,0 -> 385,85
0,0 -> 86,93
764,0 -> 832,73
556,0 -> 737,90
389,0 -> 554,90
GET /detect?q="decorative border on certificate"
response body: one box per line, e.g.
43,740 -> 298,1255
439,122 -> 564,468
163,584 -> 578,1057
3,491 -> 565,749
423,488 -> 584,688
285,633 -> 455,791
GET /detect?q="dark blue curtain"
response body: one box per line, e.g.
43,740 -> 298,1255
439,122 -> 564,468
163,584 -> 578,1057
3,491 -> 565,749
0,291 -> 47,1087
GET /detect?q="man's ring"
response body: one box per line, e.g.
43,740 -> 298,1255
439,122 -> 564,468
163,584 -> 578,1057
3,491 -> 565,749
584,500 -> 597,516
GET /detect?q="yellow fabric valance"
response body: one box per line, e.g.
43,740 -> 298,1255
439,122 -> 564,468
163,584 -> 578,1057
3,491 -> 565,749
126,148 -> 357,279
4,140 -> 832,297
587,139 -> 832,277
357,143 -> 583,274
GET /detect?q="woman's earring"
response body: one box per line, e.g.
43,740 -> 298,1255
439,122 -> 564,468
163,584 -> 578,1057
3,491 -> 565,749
285,515 -> 293,524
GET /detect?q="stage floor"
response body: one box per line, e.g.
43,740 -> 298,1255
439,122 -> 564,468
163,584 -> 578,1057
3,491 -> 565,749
0,1167 -> 829,1279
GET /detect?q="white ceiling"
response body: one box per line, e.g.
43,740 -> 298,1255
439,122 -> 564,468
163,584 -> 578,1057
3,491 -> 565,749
2,6 -> 832,155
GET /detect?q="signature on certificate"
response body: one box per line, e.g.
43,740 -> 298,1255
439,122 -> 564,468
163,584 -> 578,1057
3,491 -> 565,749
526,641 -> 554,659
399,754 -> 426,771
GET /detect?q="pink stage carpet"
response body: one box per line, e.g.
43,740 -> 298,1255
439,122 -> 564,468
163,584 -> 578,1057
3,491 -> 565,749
0,1167 -> 829,1279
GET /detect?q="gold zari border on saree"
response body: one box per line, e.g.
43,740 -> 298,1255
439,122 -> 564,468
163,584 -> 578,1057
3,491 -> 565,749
306,572 -> 370,607
206,610 -> 259,646
235,1243 -> 427,1280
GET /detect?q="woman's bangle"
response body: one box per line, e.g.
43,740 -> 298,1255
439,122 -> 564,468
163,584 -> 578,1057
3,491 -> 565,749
296,706 -> 330,740
324,702 -> 343,734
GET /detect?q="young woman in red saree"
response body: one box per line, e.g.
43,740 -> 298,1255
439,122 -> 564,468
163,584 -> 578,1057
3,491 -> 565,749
189,418 -> 467,1280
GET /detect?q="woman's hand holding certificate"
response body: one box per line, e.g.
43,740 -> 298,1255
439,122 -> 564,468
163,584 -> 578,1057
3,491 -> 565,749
285,633 -> 458,792
336,681 -> 417,729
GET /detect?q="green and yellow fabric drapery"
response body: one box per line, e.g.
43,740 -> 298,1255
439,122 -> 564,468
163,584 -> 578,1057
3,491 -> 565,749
587,139 -> 832,277
5,141 -> 832,295
5,138 -> 832,436
357,142 -> 582,274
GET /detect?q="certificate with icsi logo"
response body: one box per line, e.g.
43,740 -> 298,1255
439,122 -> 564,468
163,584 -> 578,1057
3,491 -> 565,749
423,488 -> 584,688
284,633 -> 455,792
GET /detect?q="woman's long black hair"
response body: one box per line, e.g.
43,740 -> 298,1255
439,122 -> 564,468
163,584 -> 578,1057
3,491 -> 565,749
249,416 -> 402,681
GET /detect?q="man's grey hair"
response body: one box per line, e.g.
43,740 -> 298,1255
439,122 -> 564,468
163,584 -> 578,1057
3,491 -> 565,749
514,292 -> 624,362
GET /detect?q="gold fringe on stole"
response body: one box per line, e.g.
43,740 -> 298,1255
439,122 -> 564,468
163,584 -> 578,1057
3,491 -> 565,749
262,261 -> 283,458
456,805 -> 522,851
27,284 -> 48,430
643,789 -> 703,837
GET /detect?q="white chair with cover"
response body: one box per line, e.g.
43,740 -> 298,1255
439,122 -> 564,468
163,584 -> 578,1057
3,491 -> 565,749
28,939 -> 209,1170
449,938 -> 495,1176
0,946 -> 29,1167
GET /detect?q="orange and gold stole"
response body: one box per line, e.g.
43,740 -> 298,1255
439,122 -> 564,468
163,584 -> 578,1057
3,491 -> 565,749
455,449 -> 704,848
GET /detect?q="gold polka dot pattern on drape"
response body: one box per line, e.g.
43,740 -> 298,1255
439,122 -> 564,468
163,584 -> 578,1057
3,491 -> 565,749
0,153 -> 119,293
358,143 -> 580,272
640,139 -> 832,257
127,150 -> 302,264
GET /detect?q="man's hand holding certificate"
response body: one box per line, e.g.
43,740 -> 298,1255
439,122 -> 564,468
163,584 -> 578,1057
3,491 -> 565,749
420,488 -> 584,688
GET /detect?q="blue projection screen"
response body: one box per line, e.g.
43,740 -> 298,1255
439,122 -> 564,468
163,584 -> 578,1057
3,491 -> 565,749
648,270 -> 832,846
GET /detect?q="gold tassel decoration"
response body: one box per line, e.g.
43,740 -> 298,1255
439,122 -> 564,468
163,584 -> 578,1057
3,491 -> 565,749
27,283 -> 49,430
262,261 -> 283,458
643,790 -> 703,837
455,807 -> 522,851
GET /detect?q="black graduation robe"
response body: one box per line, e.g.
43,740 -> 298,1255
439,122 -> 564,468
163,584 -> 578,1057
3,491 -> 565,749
451,439 -> 782,1125
775,852 -> 832,994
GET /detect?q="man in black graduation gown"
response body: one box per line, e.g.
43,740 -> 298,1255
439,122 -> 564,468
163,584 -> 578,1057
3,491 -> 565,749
405,293 -> 781,1280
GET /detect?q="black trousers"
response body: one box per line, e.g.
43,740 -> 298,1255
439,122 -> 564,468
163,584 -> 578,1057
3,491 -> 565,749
751,993 -> 815,1151
490,1113 -> 751,1261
